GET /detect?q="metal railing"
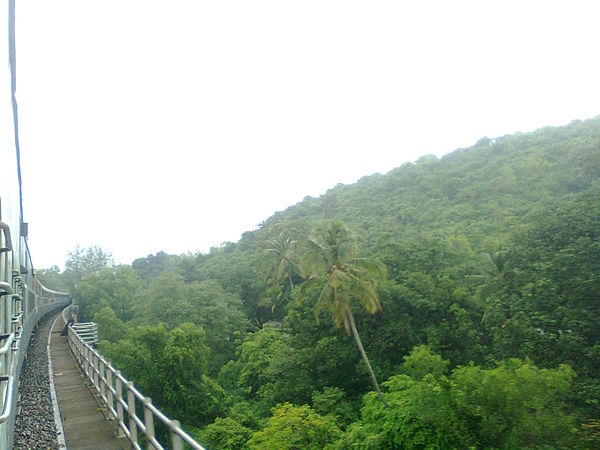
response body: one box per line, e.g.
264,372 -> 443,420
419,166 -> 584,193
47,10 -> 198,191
70,322 -> 98,345
68,323 -> 206,450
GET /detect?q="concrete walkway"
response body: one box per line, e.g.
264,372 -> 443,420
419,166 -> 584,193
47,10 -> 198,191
50,313 -> 128,450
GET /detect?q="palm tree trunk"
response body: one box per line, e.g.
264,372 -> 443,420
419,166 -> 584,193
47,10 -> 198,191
346,310 -> 388,407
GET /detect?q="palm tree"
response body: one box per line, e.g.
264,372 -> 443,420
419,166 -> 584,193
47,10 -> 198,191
298,221 -> 388,405
466,250 -> 508,322
262,230 -> 299,291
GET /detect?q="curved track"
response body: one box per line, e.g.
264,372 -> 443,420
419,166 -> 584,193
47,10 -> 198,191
13,311 -> 61,449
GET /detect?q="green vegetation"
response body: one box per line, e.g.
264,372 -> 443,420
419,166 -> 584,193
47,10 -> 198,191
40,117 -> 600,448
298,221 -> 388,405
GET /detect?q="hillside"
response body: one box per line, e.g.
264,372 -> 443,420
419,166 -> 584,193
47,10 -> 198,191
269,117 -> 599,244
50,116 -> 600,448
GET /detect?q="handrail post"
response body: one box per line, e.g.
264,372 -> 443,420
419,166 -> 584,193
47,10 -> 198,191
171,419 -> 184,450
87,346 -> 92,381
84,345 -> 90,379
127,381 -> 138,444
99,358 -> 105,400
87,346 -> 92,382
93,353 -> 99,390
78,338 -> 83,365
115,371 -> 125,437
75,336 -> 81,365
144,397 -> 156,450
106,366 -> 112,412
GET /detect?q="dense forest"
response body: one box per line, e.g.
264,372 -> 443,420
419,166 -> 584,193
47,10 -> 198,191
40,117 -> 600,448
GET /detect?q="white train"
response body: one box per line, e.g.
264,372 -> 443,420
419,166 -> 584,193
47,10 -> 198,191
1,2 -> 71,448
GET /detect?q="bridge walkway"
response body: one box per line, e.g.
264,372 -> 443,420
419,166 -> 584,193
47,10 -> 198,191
49,313 -> 128,449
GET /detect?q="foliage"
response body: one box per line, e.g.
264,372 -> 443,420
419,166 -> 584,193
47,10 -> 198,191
36,265 -> 69,291
298,221 -> 388,404
134,275 -> 249,373
64,245 -> 114,289
73,265 -> 139,322
197,417 -> 251,450
262,227 -> 300,290
452,359 -> 577,448
401,344 -> 449,381
234,328 -> 313,415
247,403 -> 340,450
103,322 -> 224,426
46,117 -> 600,448
311,387 -> 358,429
131,251 -> 179,281
338,348 -> 577,449
340,374 -> 463,450
93,306 -> 128,343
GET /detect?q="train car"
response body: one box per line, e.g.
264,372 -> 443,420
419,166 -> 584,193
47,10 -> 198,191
1,2 -> 71,447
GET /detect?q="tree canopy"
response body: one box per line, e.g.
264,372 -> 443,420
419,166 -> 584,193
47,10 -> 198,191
52,116 -> 600,449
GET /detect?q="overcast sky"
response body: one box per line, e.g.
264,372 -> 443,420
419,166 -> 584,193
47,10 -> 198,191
13,0 -> 600,269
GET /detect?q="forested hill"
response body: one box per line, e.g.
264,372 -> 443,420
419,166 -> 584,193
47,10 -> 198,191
267,116 -> 599,247
46,116 -> 600,449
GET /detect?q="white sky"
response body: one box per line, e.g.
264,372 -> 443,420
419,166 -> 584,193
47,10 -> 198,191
14,0 -> 600,269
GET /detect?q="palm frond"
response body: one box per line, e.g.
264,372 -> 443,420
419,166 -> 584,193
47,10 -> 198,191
350,258 -> 387,282
351,277 -> 382,313
296,275 -> 321,305
315,281 -> 334,325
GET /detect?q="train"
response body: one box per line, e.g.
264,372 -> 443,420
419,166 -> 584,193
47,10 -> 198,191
1,1 -> 71,448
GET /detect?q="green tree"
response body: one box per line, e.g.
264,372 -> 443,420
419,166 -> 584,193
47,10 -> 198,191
135,274 -> 248,372
93,306 -> 128,343
338,349 -> 578,449
247,403 -> 340,450
131,251 -> 178,282
335,347 -> 463,450
401,344 -> 449,381
104,322 -> 224,426
73,266 -> 139,322
103,324 -> 169,403
298,221 -> 388,405
466,249 -> 507,321
260,225 -> 304,316
338,375 -> 462,449
198,245 -> 269,328
64,245 -> 113,289
197,417 -> 251,450
159,323 -> 225,425
311,387 -> 358,429
452,359 -> 577,448
262,228 -> 300,290
235,328 -> 312,414
36,265 -> 69,291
